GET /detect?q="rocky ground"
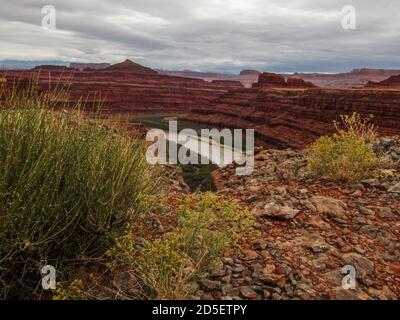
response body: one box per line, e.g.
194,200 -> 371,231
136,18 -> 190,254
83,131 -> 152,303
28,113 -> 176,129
192,136 -> 400,300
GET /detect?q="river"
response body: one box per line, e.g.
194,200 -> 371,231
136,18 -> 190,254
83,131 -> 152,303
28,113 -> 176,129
129,114 -> 247,191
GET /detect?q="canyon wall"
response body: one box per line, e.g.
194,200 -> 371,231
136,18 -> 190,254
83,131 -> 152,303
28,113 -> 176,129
184,73 -> 400,149
1,60 -> 233,114
2,62 -> 400,150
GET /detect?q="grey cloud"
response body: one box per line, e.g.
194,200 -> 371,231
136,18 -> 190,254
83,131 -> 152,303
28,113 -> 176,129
0,0 -> 399,72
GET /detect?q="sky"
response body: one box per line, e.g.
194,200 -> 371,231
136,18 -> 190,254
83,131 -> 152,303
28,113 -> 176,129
0,0 -> 399,73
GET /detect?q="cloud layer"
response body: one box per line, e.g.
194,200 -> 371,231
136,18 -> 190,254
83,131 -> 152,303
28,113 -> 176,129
1,0 -> 399,73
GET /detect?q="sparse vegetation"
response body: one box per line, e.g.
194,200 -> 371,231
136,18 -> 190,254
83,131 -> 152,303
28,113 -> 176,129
307,112 -> 378,183
0,84 -> 159,298
56,193 -> 256,300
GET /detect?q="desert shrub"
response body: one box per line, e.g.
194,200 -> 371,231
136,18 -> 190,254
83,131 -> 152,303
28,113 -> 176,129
333,112 -> 377,143
0,86 -> 159,298
307,112 -> 378,183
112,193 -> 255,299
58,193 -> 256,300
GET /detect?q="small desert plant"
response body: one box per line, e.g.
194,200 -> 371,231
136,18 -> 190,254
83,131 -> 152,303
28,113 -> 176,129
0,83 -> 159,298
59,193 -> 256,300
307,112 -> 378,183
333,112 -> 377,143
114,193 -> 255,299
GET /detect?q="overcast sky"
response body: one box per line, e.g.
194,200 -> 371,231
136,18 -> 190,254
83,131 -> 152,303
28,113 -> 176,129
0,0 -> 399,73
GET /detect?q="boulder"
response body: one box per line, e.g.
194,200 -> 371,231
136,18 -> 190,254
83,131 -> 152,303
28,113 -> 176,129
261,202 -> 300,220
310,196 -> 347,219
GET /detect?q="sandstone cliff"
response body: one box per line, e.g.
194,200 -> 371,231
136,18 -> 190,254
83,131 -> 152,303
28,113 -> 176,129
184,72 -> 400,148
4,64 -> 400,150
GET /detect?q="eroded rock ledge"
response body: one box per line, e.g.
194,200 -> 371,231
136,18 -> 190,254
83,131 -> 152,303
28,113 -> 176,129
184,86 -> 400,149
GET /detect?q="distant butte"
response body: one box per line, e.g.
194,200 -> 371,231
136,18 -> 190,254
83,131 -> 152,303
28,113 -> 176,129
33,65 -> 78,71
239,70 -> 260,76
253,72 -> 286,87
253,72 -> 317,88
104,59 -> 158,75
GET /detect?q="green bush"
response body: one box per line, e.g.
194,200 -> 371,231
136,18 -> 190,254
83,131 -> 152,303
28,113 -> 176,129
0,86 -> 158,298
117,193 -> 255,299
59,193 -> 256,300
307,113 -> 378,183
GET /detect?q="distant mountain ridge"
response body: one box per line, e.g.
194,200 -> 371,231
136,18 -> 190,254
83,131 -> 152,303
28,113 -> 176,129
0,60 -> 68,69
292,68 -> 400,88
70,62 -> 111,70
158,68 -> 400,88
2,59 -> 400,88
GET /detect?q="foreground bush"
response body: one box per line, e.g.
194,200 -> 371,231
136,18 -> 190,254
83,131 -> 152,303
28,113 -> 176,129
56,193 -> 256,300
132,193 -> 256,299
0,88 -> 158,298
307,113 -> 378,183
